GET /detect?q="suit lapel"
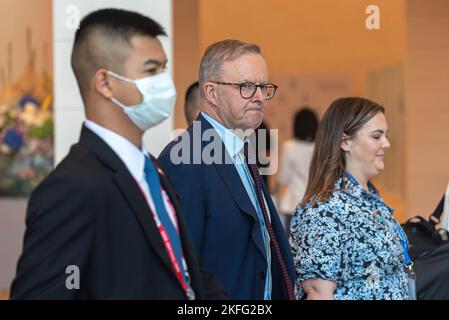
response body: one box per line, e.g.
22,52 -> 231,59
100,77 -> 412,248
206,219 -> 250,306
198,115 -> 267,260
113,169 -> 176,276
151,157 -> 204,295
79,125 -> 178,281
213,163 -> 267,260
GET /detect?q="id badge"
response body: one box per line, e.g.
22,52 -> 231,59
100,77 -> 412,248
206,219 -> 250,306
407,269 -> 417,300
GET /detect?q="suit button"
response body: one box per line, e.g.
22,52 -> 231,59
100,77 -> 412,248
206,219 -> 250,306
259,271 -> 266,280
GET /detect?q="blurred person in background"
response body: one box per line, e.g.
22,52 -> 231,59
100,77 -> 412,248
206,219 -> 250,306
277,108 -> 318,236
184,81 -> 200,125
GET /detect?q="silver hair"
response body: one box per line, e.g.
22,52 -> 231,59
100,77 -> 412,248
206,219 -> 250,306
198,39 -> 261,98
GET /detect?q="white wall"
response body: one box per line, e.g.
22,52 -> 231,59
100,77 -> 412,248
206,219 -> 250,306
0,0 -> 173,292
53,0 -> 174,163
0,200 -> 27,290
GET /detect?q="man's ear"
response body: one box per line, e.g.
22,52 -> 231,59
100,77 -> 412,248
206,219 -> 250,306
340,133 -> 352,152
93,69 -> 113,99
203,82 -> 218,106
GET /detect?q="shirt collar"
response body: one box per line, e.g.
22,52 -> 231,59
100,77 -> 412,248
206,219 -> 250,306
337,172 -> 380,200
345,172 -> 378,193
201,112 -> 245,158
337,173 -> 394,215
84,119 -> 146,182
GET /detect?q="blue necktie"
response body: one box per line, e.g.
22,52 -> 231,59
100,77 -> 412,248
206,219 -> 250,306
143,156 -> 189,286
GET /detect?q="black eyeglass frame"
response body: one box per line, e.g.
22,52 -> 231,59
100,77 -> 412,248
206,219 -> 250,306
209,81 -> 278,100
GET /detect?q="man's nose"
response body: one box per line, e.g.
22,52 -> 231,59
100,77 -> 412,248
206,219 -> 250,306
251,86 -> 265,102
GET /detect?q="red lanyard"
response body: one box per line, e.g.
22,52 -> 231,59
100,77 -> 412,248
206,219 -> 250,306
135,180 -> 190,293
157,222 -> 189,292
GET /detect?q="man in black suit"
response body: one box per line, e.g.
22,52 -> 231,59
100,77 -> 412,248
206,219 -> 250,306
10,8 -> 226,300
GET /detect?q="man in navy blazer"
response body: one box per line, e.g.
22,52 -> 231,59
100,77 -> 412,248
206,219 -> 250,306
158,40 -> 295,300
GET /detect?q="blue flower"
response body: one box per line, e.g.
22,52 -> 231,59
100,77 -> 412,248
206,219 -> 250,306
18,95 -> 40,110
4,128 -> 24,151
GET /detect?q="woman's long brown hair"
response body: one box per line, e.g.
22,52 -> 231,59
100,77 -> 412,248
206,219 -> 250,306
300,97 -> 385,207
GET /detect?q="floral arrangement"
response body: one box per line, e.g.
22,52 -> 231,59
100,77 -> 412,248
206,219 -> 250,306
0,58 -> 53,197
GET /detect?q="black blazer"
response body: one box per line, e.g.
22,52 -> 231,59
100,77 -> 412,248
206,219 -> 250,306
10,125 -> 226,299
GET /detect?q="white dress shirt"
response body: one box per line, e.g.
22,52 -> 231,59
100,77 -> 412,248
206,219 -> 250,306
84,120 -> 177,228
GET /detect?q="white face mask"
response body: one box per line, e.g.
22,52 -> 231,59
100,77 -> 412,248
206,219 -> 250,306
107,70 -> 177,131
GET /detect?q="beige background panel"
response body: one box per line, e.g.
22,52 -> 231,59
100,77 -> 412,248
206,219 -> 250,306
405,0 -> 449,217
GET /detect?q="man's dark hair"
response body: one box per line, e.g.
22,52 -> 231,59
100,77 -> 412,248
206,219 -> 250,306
71,8 -> 166,101
184,81 -> 200,123
293,107 -> 319,142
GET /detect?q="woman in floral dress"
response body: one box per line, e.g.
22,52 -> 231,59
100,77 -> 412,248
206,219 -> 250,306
290,97 -> 411,300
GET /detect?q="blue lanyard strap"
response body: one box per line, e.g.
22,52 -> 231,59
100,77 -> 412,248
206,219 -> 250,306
345,173 -> 413,269
393,221 -> 413,268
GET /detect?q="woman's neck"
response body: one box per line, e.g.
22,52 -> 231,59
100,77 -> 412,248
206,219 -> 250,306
346,170 -> 369,191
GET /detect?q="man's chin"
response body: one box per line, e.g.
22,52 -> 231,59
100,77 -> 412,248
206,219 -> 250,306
246,111 -> 264,125
251,120 -> 264,131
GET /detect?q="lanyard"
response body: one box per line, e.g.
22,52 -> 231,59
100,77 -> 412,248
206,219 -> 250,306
344,172 -> 413,269
345,172 -> 377,194
136,180 -> 195,299
393,221 -> 413,269
157,222 -> 189,290
156,221 -> 196,299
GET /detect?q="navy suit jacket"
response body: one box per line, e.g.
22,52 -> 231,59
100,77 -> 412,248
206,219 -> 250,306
158,114 -> 295,299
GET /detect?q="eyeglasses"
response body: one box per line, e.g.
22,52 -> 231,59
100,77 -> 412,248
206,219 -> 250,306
209,81 -> 278,100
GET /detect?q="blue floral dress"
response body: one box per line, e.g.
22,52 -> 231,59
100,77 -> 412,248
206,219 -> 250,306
290,174 -> 409,300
